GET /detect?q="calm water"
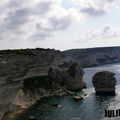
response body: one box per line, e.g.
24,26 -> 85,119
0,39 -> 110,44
16,64 -> 120,120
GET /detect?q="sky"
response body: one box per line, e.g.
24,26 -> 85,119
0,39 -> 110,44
0,0 -> 120,50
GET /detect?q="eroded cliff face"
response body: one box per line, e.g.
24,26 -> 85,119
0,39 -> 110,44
0,48 -> 85,120
0,48 -> 61,120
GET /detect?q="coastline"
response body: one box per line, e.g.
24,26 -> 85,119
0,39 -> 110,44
2,89 -> 75,120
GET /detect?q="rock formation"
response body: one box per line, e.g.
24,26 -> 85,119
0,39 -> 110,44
92,71 -> 116,94
48,63 -> 85,91
64,63 -> 85,91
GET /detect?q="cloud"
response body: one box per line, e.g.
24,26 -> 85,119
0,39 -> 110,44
101,25 -> 120,38
77,25 -> 120,41
3,8 -> 30,32
81,7 -> 105,16
73,0 -> 119,16
28,0 -> 72,40
32,1 -> 52,15
0,0 -> 120,49
0,0 -> 75,42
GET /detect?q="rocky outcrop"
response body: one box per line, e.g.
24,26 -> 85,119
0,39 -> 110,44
48,63 -> 85,91
64,63 -> 85,91
92,71 -> 116,94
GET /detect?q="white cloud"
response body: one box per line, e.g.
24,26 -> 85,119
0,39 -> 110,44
0,0 -> 76,42
73,0 -> 120,16
0,0 -> 120,50
77,25 -> 120,41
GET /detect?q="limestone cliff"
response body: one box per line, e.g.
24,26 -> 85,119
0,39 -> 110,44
0,48 -> 60,120
0,48 -> 85,120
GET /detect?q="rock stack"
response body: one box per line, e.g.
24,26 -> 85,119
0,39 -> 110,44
64,63 -> 85,91
92,71 -> 116,94
48,63 -> 86,91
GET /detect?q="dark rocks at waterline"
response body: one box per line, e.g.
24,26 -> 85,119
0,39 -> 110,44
51,104 -> 62,108
72,96 -> 84,102
48,63 -> 86,91
92,71 -> 116,94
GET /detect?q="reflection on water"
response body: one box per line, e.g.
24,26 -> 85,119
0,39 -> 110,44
16,64 -> 120,120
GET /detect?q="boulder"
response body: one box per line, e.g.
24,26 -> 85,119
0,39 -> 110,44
92,71 -> 116,94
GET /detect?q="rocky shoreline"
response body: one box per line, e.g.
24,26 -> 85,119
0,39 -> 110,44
1,80 -> 76,120
2,88 -> 74,120
0,51 -> 85,120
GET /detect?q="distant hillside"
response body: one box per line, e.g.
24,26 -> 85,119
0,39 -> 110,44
1,46 -> 120,68
58,46 -> 120,67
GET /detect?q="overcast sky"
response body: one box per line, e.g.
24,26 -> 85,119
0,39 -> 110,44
0,0 -> 120,50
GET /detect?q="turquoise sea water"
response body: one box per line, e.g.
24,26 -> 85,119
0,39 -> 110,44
16,64 -> 120,120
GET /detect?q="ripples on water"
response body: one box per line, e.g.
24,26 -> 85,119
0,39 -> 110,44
16,64 -> 120,120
